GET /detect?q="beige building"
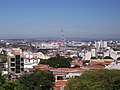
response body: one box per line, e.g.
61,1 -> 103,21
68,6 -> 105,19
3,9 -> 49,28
8,48 -> 24,76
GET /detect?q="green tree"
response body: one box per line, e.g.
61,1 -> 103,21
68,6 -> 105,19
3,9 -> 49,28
0,67 -> 2,76
16,70 -> 55,90
65,69 -> 120,90
0,54 -> 7,63
0,67 -> 15,90
0,54 -> 7,69
40,56 -> 71,68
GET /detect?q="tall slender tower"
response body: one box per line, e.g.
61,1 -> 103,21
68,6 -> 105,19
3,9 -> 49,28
60,29 -> 65,42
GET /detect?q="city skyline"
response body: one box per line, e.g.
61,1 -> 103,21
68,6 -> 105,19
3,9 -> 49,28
0,0 -> 120,39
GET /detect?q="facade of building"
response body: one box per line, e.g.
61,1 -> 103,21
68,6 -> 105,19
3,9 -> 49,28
8,48 -> 24,75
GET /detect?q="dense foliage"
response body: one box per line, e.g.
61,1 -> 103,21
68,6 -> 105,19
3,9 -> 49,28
0,54 -> 7,63
0,70 -> 55,90
15,70 -> 55,90
0,68 -> 15,90
40,56 -> 71,68
65,69 -> 120,90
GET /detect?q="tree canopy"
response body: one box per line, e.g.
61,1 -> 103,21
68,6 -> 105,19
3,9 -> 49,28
0,69 -> 55,90
65,69 -> 120,90
15,70 -> 55,90
0,67 -> 15,90
40,56 -> 71,68
0,54 -> 7,63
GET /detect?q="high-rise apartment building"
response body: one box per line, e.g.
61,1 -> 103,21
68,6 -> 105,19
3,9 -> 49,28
8,48 -> 24,76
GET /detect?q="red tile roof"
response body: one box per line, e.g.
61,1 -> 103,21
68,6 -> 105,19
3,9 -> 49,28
11,50 -> 20,55
54,80 -> 67,90
86,65 -> 105,69
33,64 -> 50,70
71,61 -> 82,66
52,68 -> 86,72
91,61 -> 111,65
27,68 -> 36,71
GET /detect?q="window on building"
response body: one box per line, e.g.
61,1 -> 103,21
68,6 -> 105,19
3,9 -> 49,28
57,76 -> 64,80
16,67 -> 20,73
11,68 -> 15,71
11,63 -> 15,67
16,61 -> 20,66
11,58 -> 15,62
21,68 -> 24,71
21,58 -> 24,62
16,55 -> 20,59
21,63 -> 24,66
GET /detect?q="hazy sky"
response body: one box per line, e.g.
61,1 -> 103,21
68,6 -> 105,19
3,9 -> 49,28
0,0 -> 120,39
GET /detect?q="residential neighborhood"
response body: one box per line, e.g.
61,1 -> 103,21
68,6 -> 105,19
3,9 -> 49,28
0,39 -> 120,89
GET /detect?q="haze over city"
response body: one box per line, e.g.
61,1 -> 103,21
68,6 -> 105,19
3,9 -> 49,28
1,1 -> 120,90
0,0 -> 120,40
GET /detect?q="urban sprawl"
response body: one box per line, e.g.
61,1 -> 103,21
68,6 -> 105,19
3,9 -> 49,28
0,39 -> 120,90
